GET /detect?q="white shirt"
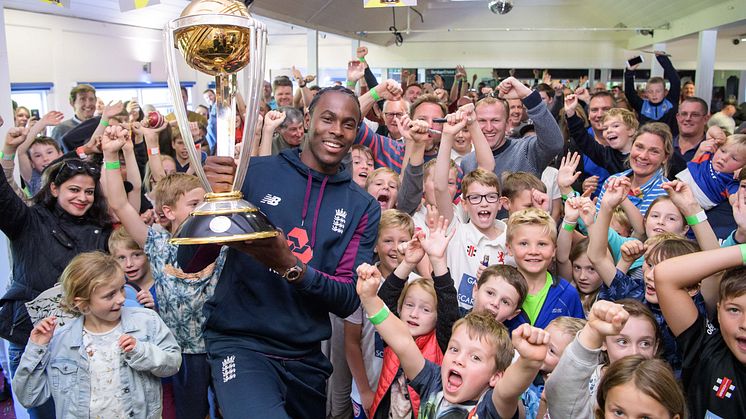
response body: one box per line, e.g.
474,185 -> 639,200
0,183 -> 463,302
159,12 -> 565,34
541,166 -> 562,214
412,203 -> 468,235
450,147 -> 473,168
446,219 -> 510,311
83,324 -> 126,419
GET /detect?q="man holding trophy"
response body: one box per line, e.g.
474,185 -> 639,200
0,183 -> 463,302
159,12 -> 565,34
168,1 -> 380,417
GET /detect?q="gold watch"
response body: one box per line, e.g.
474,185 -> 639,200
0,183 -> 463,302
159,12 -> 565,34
282,258 -> 304,282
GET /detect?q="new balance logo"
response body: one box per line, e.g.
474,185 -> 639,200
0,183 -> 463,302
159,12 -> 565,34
706,320 -> 717,335
222,355 -> 236,383
260,194 -> 282,206
332,209 -> 347,234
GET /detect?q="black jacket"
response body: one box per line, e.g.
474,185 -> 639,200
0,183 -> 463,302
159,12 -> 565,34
0,172 -> 111,344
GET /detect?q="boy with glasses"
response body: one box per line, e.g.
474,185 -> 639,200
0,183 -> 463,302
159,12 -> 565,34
433,109 -> 509,311
437,167 -> 507,312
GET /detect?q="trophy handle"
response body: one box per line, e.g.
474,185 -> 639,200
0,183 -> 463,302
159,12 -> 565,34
164,22 -> 213,193
233,20 -> 267,193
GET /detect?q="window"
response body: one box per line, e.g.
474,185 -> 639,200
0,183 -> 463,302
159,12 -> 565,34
11,83 -> 53,123
84,82 -> 195,117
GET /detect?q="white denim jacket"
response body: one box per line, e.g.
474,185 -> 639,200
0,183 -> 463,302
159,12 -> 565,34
12,307 -> 181,419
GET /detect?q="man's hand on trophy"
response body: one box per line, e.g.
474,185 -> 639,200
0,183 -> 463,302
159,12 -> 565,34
229,230 -> 298,274
204,156 -> 236,193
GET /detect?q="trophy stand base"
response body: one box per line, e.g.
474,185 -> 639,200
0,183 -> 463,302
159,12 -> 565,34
169,191 -> 279,245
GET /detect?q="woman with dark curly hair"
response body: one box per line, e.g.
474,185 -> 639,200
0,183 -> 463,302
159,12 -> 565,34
0,149 -> 111,419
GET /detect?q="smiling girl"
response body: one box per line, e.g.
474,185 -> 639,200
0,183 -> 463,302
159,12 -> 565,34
0,153 -> 112,418
12,252 -> 180,419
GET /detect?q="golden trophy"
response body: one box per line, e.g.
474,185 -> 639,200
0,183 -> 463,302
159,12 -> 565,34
165,0 -> 278,244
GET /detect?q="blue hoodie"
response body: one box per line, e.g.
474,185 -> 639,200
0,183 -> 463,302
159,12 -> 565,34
504,276 -> 585,331
202,149 -> 380,358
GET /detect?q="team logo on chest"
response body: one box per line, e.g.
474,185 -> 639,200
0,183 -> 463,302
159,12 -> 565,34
260,194 -> 282,206
332,209 -> 347,234
466,245 -> 476,258
713,376 -> 735,399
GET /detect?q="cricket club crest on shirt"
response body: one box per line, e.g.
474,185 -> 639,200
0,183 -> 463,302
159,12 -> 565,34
713,376 -> 735,399
331,209 -> 347,234
466,245 -> 477,258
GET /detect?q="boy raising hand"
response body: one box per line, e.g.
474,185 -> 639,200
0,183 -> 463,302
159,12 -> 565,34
357,263 -> 549,418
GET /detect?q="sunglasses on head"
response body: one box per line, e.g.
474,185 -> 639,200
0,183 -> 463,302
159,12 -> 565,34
54,159 -> 101,184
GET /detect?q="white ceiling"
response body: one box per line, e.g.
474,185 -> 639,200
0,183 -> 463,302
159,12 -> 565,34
1,0 -> 304,35
3,0 -> 745,50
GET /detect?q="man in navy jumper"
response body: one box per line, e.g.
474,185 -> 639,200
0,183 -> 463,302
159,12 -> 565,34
179,86 -> 380,419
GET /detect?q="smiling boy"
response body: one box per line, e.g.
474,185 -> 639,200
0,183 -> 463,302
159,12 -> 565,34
655,244 -> 746,418
356,263 -> 550,419
504,208 -> 585,331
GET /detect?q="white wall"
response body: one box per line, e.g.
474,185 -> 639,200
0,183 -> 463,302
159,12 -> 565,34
4,9 -> 206,114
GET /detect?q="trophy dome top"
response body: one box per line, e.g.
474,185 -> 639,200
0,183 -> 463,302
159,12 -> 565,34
180,0 -> 250,18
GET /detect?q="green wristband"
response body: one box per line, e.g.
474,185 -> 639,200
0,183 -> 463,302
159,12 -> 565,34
0,151 -> 13,161
370,89 -> 381,101
685,211 -> 707,226
740,244 -> 746,265
359,57 -> 366,63
562,222 -> 576,232
561,190 -> 579,201
367,305 -> 390,325
99,119 -> 109,127
346,80 -> 356,88
104,161 -> 121,170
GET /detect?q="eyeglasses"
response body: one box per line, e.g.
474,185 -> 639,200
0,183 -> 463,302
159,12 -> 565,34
384,112 -> 404,119
677,112 -> 704,119
465,193 -> 500,205
54,159 -> 101,184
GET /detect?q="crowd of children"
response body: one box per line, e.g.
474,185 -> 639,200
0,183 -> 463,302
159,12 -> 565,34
1,44 -> 745,419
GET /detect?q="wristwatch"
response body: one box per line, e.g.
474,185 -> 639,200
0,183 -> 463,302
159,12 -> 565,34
281,258 -> 305,283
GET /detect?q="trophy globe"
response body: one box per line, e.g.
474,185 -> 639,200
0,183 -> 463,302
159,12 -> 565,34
164,0 -> 277,244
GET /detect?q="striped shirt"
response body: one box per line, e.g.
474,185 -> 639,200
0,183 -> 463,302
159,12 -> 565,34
354,123 -> 438,173
595,168 -> 669,215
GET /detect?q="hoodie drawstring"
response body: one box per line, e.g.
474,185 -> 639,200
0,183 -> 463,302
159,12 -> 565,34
300,169 -> 329,248
301,171 -> 313,226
